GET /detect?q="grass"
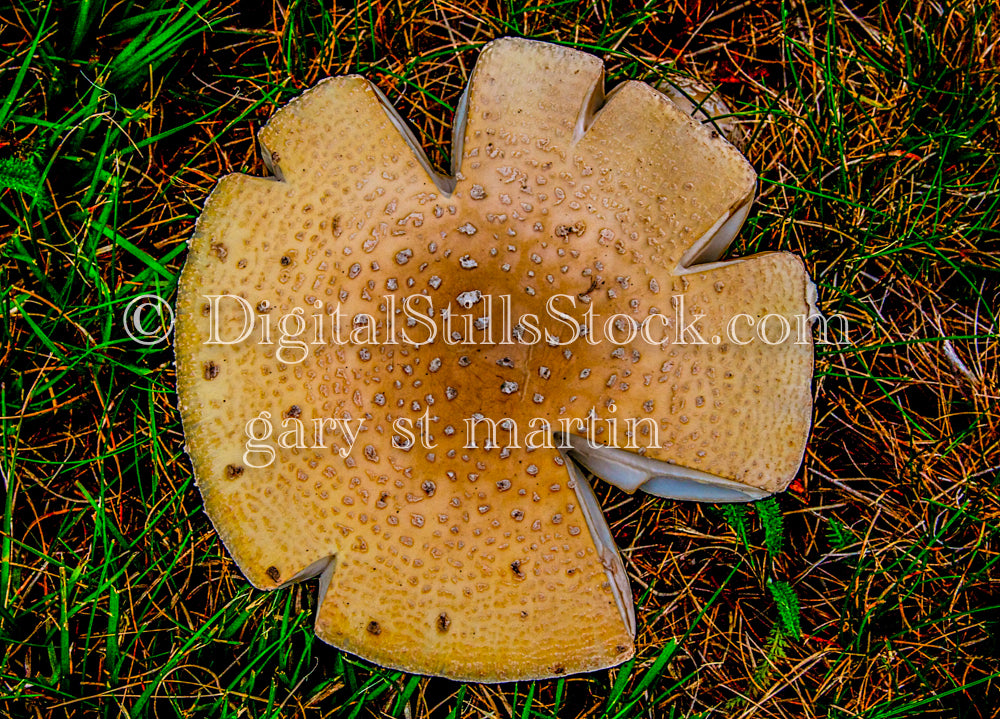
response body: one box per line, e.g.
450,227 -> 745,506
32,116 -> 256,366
1,0 -> 998,716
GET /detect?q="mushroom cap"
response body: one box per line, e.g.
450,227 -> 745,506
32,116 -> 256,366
656,76 -> 747,150
175,37 -> 815,681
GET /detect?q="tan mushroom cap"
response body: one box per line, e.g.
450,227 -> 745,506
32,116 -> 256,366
175,37 -> 815,681
656,76 -> 747,150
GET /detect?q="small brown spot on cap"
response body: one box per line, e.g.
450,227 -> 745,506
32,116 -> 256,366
203,361 -> 220,380
436,612 -> 451,632
266,565 -> 280,582
285,405 -> 302,419
225,464 -> 244,479
552,665 -> 565,675
510,560 -> 525,579
421,480 -> 436,496
367,620 -> 382,635
210,241 -> 228,261
578,276 -> 601,300
280,255 -> 291,266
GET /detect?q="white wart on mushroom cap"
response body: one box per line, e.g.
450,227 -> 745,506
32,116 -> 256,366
175,38 -> 815,682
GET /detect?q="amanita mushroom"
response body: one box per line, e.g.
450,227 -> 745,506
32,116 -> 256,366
175,38 -> 816,681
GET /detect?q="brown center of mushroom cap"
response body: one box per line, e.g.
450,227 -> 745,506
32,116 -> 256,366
175,38 -> 814,682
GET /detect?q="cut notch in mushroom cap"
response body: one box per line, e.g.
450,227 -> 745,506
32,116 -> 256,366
175,37 -> 816,681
